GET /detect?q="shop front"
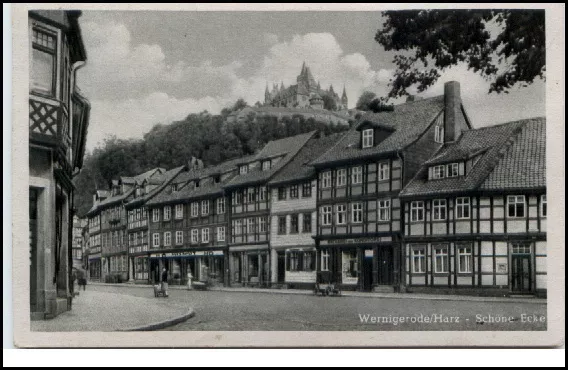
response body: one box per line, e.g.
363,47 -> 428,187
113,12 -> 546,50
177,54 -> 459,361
229,245 -> 270,287
149,250 -> 226,286
317,236 -> 399,292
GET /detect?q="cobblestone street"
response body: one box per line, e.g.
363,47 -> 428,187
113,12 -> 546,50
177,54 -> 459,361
87,285 -> 547,331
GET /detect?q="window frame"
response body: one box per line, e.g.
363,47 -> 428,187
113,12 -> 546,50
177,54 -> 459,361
302,182 -> 312,197
321,171 -> 332,189
164,231 -> 171,247
302,212 -> 312,233
335,204 -> 347,225
351,166 -> 363,184
412,247 -> 426,274
201,200 -> 209,216
31,26 -> 58,98
278,216 -> 287,235
507,195 -> 526,218
455,197 -> 471,219
321,250 -> 330,272
201,228 -> 210,243
410,201 -> 425,222
541,194 -> 547,217
432,199 -> 447,221
434,124 -> 444,144
191,229 -> 199,243
321,206 -> 332,226
175,231 -> 183,245
217,226 -> 226,242
378,199 -> 391,222
152,208 -> 160,222
362,129 -> 374,148
175,204 -> 183,219
433,245 -> 449,274
431,165 -> 445,180
336,169 -> 347,187
457,245 -> 473,273
446,163 -> 459,178
191,202 -> 199,217
378,162 -> 390,181
290,214 -> 299,234
351,203 -> 363,224
289,185 -> 299,199
278,187 -> 287,201
258,217 -> 267,233
163,206 -> 171,221
217,197 -> 226,215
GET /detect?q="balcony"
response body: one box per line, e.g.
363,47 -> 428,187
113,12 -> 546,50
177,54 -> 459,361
29,96 -> 71,155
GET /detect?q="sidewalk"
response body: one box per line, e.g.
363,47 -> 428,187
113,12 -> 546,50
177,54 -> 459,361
31,290 -> 194,332
89,282 -> 546,305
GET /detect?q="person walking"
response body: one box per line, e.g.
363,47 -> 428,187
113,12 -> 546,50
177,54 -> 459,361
77,266 -> 87,291
161,267 -> 169,297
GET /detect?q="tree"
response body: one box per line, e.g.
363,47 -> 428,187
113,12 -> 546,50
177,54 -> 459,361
322,95 -> 337,111
376,9 -> 545,97
355,91 -> 377,110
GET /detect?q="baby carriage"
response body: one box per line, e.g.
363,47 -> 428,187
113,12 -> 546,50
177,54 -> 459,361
153,283 -> 168,297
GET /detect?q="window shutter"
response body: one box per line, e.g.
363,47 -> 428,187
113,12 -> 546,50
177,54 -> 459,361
459,162 -> 465,176
428,167 -> 433,180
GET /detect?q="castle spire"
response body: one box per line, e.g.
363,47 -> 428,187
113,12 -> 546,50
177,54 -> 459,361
342,85 -> 347,98
280,81 -> 285,90
301,61 -> 306,75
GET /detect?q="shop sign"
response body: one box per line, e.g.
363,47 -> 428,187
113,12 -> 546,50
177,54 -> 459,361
150,250 -> 223,258
320,237 -> 389,246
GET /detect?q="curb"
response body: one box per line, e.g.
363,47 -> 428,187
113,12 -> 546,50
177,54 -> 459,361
89,282 -> 546,305
119,308 -> 195,332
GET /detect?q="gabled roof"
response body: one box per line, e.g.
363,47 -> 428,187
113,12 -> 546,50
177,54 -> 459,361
400,118 -> 543,198
480,118 -> 546,190
125,166 -> 186,208
310,96 -> 446,166
224,131 -> 316,189
269,133 -> 345,186
121,167 -> 165,185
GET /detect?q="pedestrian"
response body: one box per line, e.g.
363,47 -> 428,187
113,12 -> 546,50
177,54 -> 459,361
78,266 -> 87,291
161,267 -> 169,297
71,268 -> 78,296
187,268 -> 193,290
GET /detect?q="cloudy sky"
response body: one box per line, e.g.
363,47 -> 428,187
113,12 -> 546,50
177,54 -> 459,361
77,11 -> 545,151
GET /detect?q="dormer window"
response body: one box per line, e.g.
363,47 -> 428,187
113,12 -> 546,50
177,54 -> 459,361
171,183 -> 178,192
447,163 -> 459,177
262,160 -> 271,171
434,125 -> 444,143
240,165 -> 248,175
362,129 -> 374,148
429,162 -> 463,180
432,165 -> 445,179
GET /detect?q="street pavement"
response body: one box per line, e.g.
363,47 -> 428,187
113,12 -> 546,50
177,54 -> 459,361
30,289 -> 193,332
85,284 -> 547,331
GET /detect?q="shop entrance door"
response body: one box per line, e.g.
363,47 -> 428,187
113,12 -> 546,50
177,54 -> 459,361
377,246 -> 394,285
511,255 -> 532,293
362,251 -> 373,291
277,252 -> 286,284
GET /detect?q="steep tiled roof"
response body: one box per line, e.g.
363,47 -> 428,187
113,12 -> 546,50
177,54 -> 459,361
224,131 -> 316,188
310,96 -> 446,166
121,167 -> 165,185
269,133 -> 345,186
400,118 -> 541,197
126,166 -> 186,208
480,118 -> 546,190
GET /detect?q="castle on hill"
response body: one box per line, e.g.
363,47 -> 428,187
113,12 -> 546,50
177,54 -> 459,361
263,62 -> 348,111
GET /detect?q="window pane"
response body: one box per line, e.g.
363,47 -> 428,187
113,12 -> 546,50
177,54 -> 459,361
32,48 -> 54,95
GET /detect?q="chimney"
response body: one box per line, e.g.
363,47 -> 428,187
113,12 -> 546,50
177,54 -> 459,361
444,81 -> 462,142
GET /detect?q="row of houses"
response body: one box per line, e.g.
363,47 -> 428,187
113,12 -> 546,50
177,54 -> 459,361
84,81 -> 547,297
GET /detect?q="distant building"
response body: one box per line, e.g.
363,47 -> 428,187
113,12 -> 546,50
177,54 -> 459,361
71,216 -> 86,269
29,10 -> 90,320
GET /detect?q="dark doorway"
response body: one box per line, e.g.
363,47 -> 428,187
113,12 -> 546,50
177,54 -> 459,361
362,253 -> 373,291
277,252 -> 286,283
377,246 -> 394,285
29,188 -> 38,313
511,255 -> 532,293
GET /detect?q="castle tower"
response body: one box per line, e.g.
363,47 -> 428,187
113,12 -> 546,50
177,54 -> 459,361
341,85 -> 348,109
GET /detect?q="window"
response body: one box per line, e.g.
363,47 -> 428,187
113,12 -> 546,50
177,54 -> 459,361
379,162 -> 390,181
288,252 -> 300,272
433,245 -> 449,273
507,195 -> 526,218
164,232 -> 171,246
175,231 -> 183,245
352,166 -> 363,184
303,252 -> 315,271
351,203 -> 363,223
152,209 -> 160,222
234,220 -> 242,236
258,217 -> 267,233
278,187 -> 287,200
511,242 -> 531,254
346,251 -> 358,278
302,182 -> 312,197
322,171 -> 332,188
246,218 -> 255,234
412,248 -> 426,273
239,165 -> 248,175
378,199 -> 391,221
458,245 -> 473,273
31,28 -> 56,96
433,199 -> 447,221
171,183 -> 178,192
175,204 -> 183,219
152,233 -> 160,247
290,214 -> 299,233
191,202 -> 199,217
201,228 -> 210,243
217,226 -> 226,242
336,169 -> 347,187
434,125 -> 444,143
411,201 -> 424,222
456,197 -> 471,219
191,229 -> 199,243
234,190 -> 243,205
262,160 -> 271,171
336,204 -> 347,225
278,216 -> 287,234
362,129 -> 374,148
217,197 -> 225,214
259,187 -> 267,201
290,185 -> 299,199
201,200 -> 209,215
246,188 -> 256,203
321,206 -> 332,226
321,250 -> 330,271
432,165 -> 445,179
303,213 -> 312,233
541,195 -> 547,217
447,163 -> 459,177
163,206 -> 171,221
